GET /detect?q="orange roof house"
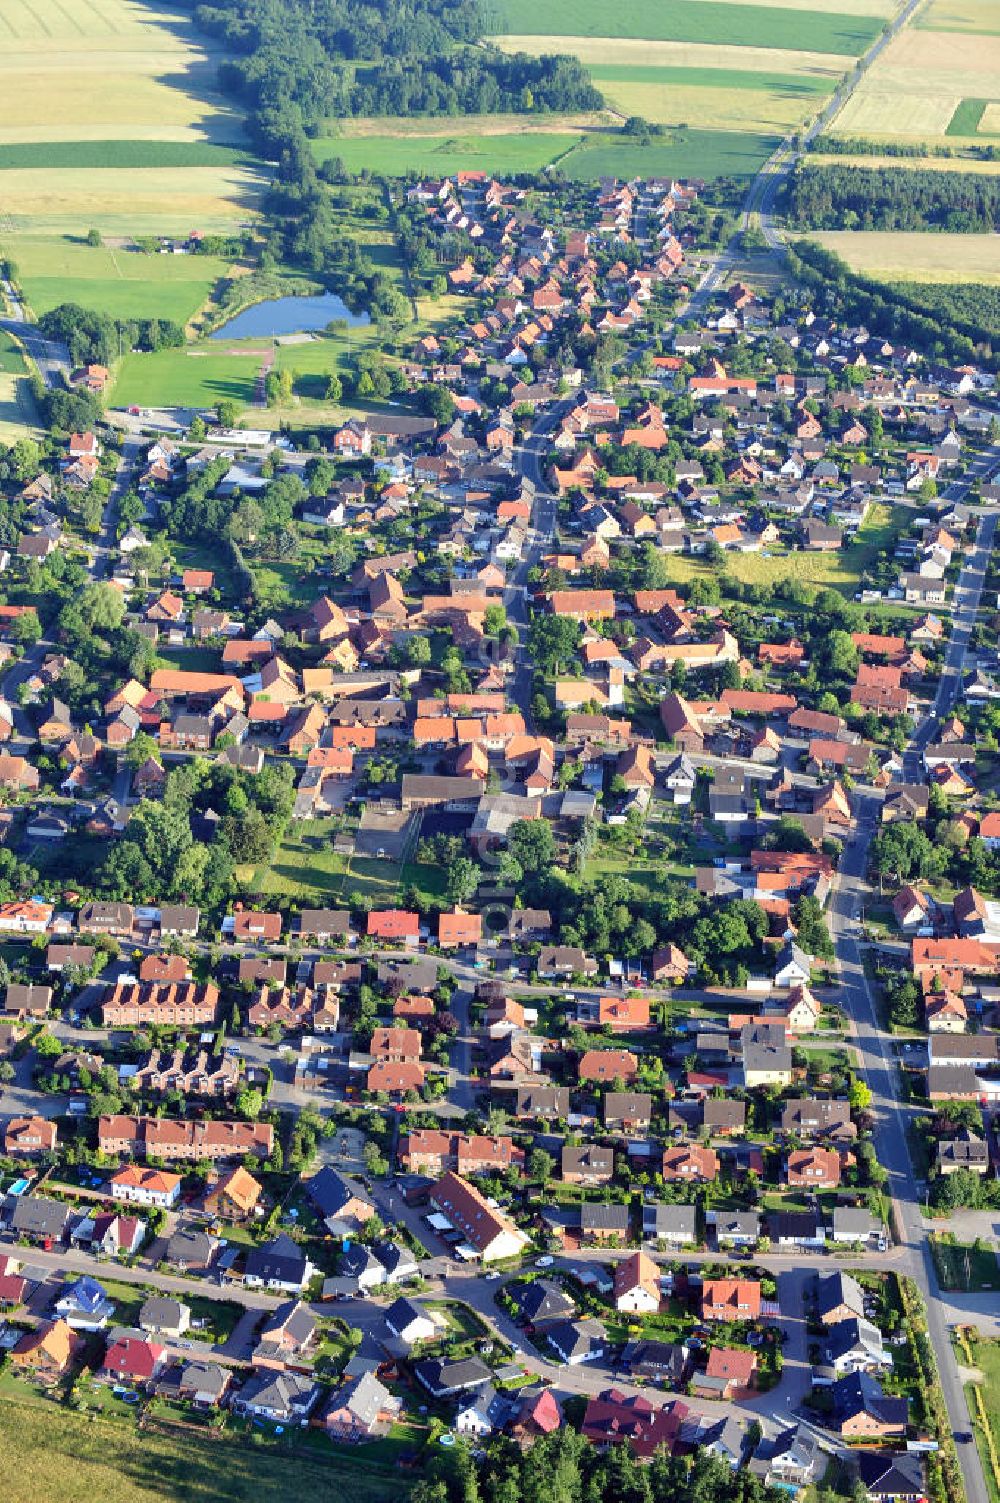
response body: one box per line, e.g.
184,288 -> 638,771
591,995 -> 650,1032
438,911 -> 483,948
549,589 -> 615,622
701,1278 -> 761,1321
786,1146 -> 842,1188
12,1319 -> 82,1377
579,1048 -> 638,1083
367,910 -> 420,943
662,1143 -> 719,1182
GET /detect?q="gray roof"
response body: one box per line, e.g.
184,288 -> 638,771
414,1356 -> 492,1395
9,1196 -> 69,1239
831,1207 -> 880,1241
238,1369 -> 319,1415
329,1370 -> 397,1427
139,1295 -> 187,1331
546,1317 -> 605,1362
817,1271 -> 866,1321
644,1203 -> 697,1241
580,1202 -> 629,1232
513,1279 -> 576,1324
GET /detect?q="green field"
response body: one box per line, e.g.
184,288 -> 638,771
493,0 -> 882,53
314,130 -> 584,177
0,141 -> 248,171
917,0 -> 1000,32
330,122 -> 784,182
8,235 -> 232,324
0,1390 -> 410,1503
946,99 -> 999,135
0,329 -> 39,441
560,129 -> 781,180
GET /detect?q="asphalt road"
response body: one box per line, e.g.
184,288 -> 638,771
824,508 -> 994,1503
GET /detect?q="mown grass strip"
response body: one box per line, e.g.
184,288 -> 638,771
945,98 -> 1000,137
588,63 -> 835,93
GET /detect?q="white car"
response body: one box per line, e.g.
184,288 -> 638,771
535,1255 -> 554,1268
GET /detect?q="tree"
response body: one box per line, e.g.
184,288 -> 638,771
528,614 -> 582,675
418,383 -> 455,425
446,857 -> 481,906
528,1147 -> 554,1183
873,822 -> 936,884
483,604 -> 506,637
508,818 -> 556,878
217,399 -> 239,428
324,372 -> 343,403
235,1087 -> 263,1119
363,1140 -> 389,1177
848,1076 -> 872,1112
86,228 -> 102,247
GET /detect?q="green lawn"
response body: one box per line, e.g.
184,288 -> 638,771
256,824 -> 405,908
959,1331 -> 1000,1503
493,0 -> 881,53
0,1389 -> 410,1503
257,822 -> 349,902
9,235 -> 232,325
931,1238 -> 1000,1293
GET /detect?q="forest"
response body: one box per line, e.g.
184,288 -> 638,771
784,164 -> 1000,233
189,0 -> 600,132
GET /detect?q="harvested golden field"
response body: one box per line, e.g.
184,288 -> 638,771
0,165 -> 263,235
808,230 -> 1000,284
980,103 -> 1000,133
831,28 -> 1000,140
0,0 -> 242,145
498,35 -> 843,77
811,152 -> 1000,172
917,0 -> 1000,32
591,79 -> 827,131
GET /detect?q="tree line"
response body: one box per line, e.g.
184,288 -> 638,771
784,163 -> 1000,233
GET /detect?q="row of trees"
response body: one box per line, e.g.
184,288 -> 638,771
38,302 -> 185,367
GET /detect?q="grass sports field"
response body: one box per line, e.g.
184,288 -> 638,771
808,230 -> 1000,285
0,0 -> 259,238
8,236 -> 233,324
830,26 -> 1000,145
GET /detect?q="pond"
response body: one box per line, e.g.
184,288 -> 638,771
212,291 -> 370,340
